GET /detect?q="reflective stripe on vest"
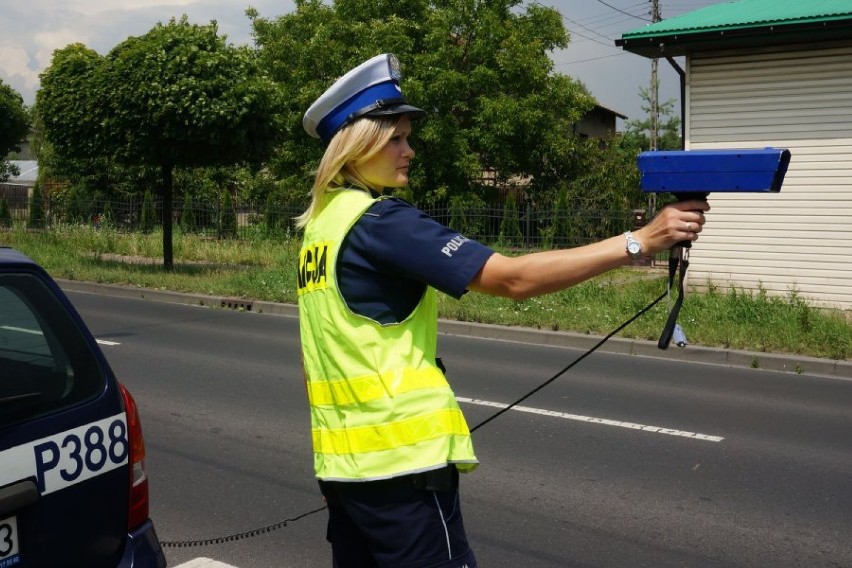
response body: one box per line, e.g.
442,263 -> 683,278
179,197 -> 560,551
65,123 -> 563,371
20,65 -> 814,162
298,188 -> 478,481
312,408 -> 469,455
306,366 -> 447,407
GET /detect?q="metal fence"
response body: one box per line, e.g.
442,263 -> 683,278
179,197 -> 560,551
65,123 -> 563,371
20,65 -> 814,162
0,191 -> 646,250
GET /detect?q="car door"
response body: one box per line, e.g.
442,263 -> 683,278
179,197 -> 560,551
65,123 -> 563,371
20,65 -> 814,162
0,260 -> 131,567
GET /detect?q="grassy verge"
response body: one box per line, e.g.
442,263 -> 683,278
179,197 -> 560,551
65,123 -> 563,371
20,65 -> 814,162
3,224 -> 849,360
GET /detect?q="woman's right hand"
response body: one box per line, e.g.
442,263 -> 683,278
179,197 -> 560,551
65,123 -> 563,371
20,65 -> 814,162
635,199 -> 710,255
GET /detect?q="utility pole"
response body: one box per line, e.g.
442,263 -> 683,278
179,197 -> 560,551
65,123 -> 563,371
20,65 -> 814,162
649,0 -> 661,151
648,0 -> 661,215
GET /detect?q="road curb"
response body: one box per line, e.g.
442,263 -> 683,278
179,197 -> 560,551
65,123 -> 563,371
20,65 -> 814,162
59,279 -> 852,381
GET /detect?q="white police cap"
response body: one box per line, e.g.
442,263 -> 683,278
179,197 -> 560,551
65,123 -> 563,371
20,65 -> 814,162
303,53 -> 425,143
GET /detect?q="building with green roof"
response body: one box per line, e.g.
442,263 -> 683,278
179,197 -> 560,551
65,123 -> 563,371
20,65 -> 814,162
617,0 -> 852,57
617,0 -> 852,311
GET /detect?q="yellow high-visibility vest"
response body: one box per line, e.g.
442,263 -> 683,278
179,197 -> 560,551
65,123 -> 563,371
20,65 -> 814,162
298,188 -> 478,481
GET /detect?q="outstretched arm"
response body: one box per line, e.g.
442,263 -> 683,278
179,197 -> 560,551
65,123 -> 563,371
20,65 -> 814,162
468,200 -> 709,300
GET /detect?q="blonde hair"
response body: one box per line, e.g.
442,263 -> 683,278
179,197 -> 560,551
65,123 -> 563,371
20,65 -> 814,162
295,116 -> 400,229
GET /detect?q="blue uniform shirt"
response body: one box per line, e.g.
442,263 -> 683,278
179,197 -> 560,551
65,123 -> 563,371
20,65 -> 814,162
339,196 -> 494,325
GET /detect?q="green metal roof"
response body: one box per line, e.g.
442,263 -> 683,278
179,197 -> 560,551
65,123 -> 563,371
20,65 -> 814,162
617,0 -> 852,57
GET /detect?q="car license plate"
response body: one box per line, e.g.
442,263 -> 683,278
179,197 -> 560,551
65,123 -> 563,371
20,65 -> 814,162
0,516 -> 21,567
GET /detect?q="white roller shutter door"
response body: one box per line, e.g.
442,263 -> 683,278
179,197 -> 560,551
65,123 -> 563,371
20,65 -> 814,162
685,43 -> 852,309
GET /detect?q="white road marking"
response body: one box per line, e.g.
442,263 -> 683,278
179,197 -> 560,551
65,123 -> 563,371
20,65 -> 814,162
0,325 -> 42,335
457,397 -> 724,442
172,558 -> 240,568
1,326 -> 120,347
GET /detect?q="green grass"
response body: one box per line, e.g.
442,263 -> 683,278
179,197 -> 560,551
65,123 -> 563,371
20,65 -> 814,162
3,224 -> 849,360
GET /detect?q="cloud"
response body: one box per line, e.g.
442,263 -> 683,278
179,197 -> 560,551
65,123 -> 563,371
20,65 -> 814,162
73,0 -> 203,15
0,42 -> 38,97
0,0 -> 288,106
0,0 -> 713,123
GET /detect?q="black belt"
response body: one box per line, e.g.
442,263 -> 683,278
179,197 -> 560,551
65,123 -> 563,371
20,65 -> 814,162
410,465 -> 455,491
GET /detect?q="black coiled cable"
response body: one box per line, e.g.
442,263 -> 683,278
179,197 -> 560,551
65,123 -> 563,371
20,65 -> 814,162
159,283 -> 673,548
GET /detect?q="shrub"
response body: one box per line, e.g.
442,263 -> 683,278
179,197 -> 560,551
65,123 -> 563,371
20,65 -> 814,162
264,193 -> 279,233
180,195 -> 197,233
0,195 -> 11,227
499,192 -> 523,247
219,191 -> 237,238
27,182 -> 45,229
140,189 -> 156,233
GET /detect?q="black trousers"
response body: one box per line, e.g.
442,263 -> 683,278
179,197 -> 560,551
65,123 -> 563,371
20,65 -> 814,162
318,465 -> 477,568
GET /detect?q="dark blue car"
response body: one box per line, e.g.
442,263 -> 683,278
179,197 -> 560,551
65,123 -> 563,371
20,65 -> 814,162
0,247 -> 166,567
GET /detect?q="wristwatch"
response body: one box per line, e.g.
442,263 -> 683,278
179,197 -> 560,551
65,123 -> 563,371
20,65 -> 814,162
624,231 -> 643,259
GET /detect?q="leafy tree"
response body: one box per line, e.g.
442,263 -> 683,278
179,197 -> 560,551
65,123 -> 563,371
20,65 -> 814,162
27,181 -> 45,229
249,0 -> 594,207
140,189 -> 156,233
32,45 -> 115,194
0,80 -> 30,181
37,17 -> 281,269
559,136 -> 644,244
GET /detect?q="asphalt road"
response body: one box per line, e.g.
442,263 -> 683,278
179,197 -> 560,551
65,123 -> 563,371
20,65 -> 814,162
65,287 -> 852,568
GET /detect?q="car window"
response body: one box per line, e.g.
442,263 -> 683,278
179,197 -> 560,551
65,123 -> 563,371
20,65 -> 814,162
0,273 -> 105,428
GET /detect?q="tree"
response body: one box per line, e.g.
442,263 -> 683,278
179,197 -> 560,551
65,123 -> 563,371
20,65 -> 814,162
249,0 -> 594,207
556,135 -> 644,244
623,82 -> 682,152
37,17 -> 281,269
0,80 -> 30,182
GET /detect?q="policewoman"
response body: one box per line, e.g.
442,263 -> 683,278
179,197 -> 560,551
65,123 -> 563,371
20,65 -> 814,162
297,54 -> 709,568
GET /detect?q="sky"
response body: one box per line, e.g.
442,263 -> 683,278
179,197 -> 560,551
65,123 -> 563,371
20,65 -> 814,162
0,0 -> 722,129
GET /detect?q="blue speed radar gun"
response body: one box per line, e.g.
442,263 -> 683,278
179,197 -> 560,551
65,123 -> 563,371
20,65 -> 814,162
636,147 -> 791,350
637,147 -> 791,198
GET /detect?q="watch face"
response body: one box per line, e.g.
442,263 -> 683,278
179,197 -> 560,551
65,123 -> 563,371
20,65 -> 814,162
628,241 -> 641,254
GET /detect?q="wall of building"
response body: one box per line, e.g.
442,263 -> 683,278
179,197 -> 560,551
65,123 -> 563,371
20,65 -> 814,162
685,41 -> 852,310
